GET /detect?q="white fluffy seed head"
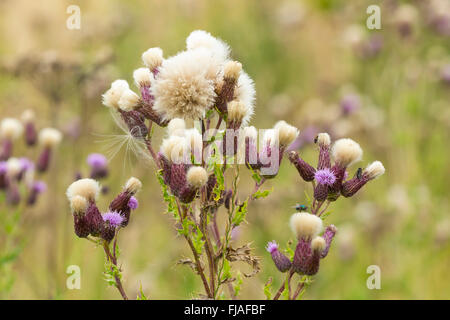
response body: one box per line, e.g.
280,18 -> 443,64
311,236 -> 326,252
167,118 -> 186,136
142,47 -> 164,70
133,68 -> 152,88
21,109 -> 35,123
364,161 -> 385,180
187,166 -> 208,188
274,120 -> 299,147
38,128 -> 62,148
227,100 -> 247,124
0,118 -> 23,140
70,195 -> 88,214
125,177 -> 142,194
290,212 -> 323,239
6,157 -> 21,177
152,49 -> 219,121
118,89 -> 141,111
102,79 -> 130,109
184,128 -> 203,154
234,72 -> 256,125
317,133 -> 331,147
224,61 -> 242,80
332,138 -> 363,167
186,30 -> 230,62
160,135 -> 188,163
242,126 -> 258,141
66,178 -> 100,202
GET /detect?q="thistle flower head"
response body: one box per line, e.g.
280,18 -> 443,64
316,133 -> 331,147
19,157 -> 34,172
102,211 -> 124,227
186,166 -> 208,188
70,195 -> 88,214
266,241 -> 279,254
274,120 -> 299,148
66,178 -> 101,202
38,128 -> 62,148
133,68 -> 152,88
160,135 -> 188,163
152,49 -> 219,121
102,79 -> 130,109
224,61 -> 242,80
243,126 -> 258,141
0,118 -> 23,140
0,161 -> 7,174
142,47 -> 164,71
186,30 -> 230,62
332,138 -> 362,167
184,128 -> 203,160
363,161 -> 385,180
167,118 -> 186,136
125,177 -> 142,194
87,153 -> 107,169
6,157 -> 22,178
311,236 -> 326,252
128,196 -> 139,210
233,72 -> 256,125
118,89 -> 141,112
290,212 -> 323,239
21,109 -> 35,124
315,168 -> 336,186
227,100 -> 248,124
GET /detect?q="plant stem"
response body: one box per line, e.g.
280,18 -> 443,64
103,242 -> 129,300
273,269 -> 294,300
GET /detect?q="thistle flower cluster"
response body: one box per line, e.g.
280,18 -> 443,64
0,111 -> 62,206
66,177 -> 141,242
289,134 -> 385,202
267,213 -> 336,276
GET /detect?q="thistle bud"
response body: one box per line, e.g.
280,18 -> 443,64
26,181 -> 47,206
290,212 -> 323,240
313,168 -> 336,201
21,110 -> 37,146
0,118 -> 23,160
266,241 -> 292,273
85,202 -> 104,236
87,153 -> 108,179
288,151 -> 316,182
101,211 -> 124,242
66,178 -> 101,203
70,195 -> 90,238
316,133 -> 331,170
0,161 -> 7,190
109,177 -> 142,227
102,80 -> 130,109
321,225 -> 337,258
273,121 -> 299,149
341,161 -> 385,197
119,109 -> 149,139
142,47 -> 164,73
118,89 -> 141,112
37,128 -> 62,172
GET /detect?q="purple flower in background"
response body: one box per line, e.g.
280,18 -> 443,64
87,153 -> 108,179
19,157 -> 34,171
0,161 -> 7,174
128,196 -> 139,210
102,211 -> 124,228
87,153 -> 108,168
315,168 -> 336,186
440,65 -> 450,85
340,94 -> 361,115
33,181 -> 47,193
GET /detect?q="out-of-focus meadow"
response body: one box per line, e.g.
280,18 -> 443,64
0,0 -> 449,299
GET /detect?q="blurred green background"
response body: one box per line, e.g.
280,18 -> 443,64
0,0 -> 449,299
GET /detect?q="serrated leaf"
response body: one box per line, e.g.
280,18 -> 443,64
232,199 -> 248,226
263,278 -> 273,300
252,187 -> 273,200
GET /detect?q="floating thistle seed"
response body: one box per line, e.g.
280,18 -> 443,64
341,161 -> 385,197
87,153 -> 108,179
0,118 -> 23,161
21,109 -> 37,146
315,133 -> 331,170
101,211 -> 124,242
37,128 -> 62,172
142,47 -> 164,74
118,109 -> 149,139
266,241 -> 292,273
288,151 -> 316,182
26,180 -> 47,206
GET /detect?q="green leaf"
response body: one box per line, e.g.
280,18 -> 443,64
232,199 -> 248,226
192,225 -> 205,255
263,278 -> 273,300
233,272 -> 243,296
213,162 -> 225,202
156,170 -> 179,219
221,259 -> 232,282
252,187 -> 273,200
249,166 -> 262,184
136,283 -> 148,300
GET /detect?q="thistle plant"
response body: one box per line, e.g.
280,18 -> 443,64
0,111 -> 62,297
67,30 -> 385,300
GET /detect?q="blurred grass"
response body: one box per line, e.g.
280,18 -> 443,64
0,0 -> 449,299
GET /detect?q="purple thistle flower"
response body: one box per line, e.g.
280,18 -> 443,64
33,181 -> 47,193
0,161 -> 7,174
340,94 -> 361,115
102,211 -> 124,228
266,241 -> 278,254
19,157 -> 34,171
87,153 -> 107,168
128,196 -> 139,210
315,168 -> 336,186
